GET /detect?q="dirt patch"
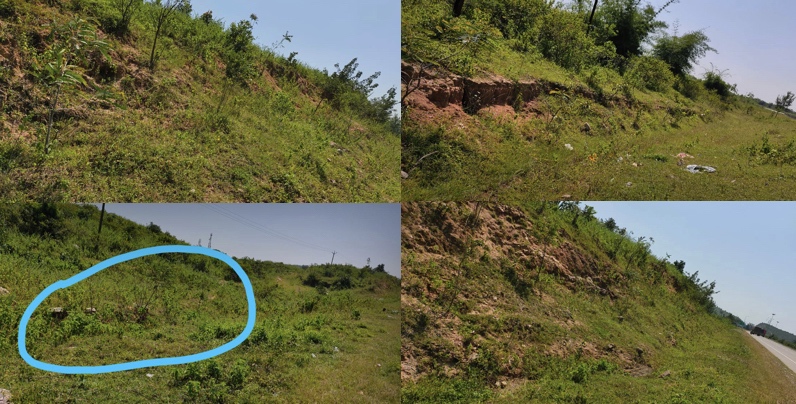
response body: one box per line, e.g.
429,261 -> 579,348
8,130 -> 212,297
625,364 -> 654,377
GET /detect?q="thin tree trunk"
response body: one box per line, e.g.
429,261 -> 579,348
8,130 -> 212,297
453,0 -> 465,17
216,79 -> 231,113
149,22 -> 163,70
95,203 -> 106,253
45,85 -> 61,155
587,0 -> 599,33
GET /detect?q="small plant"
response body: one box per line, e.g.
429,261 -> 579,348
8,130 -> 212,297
31,18 -> 110,154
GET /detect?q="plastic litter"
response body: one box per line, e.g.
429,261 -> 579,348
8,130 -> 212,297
685,165 -> 716,174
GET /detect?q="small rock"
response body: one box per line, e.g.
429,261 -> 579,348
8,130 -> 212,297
625,182 -> 633,187
329,141 -> 338,147
401,170 -> 409,179
359,391 -> 364,395
376,363 -> 381,367
50,307 -> 68,320
617,156 -> 623,163
560,194 -> 572,200
565,143 -> 574,151
0,287 -> 8,295
84,307 -> 97,315
337,149 -> 344,155
660,370 -> 671,378
0,388 -> 11,404
582,122 -> 592,133
146,373 -> 154,378
333,346 -> 339,353
311,353 -> 316,358
606,343 -> 616,352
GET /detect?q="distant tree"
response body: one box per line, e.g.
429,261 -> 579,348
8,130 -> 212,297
199,10 -> 213,24
582,205 -> 597,222
774,91 -> 795,117
593,0 -> 671,59
673,260 -> 686,272
374,263 -> 386,273
148,0 -> 187,70
652,30 -> 716,76
603,217 -> 618,231
147,222 -> 162,234
112,0 -> 143,36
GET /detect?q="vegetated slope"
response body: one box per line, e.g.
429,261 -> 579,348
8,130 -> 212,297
401,0 -> 796,201
0,0 -> 399,202
0,204 -> 400,403
401,202 -> 796,402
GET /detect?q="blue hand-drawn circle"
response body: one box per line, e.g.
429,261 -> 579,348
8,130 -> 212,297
17,245 -> 256,375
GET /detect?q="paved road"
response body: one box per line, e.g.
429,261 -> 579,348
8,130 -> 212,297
748,331 -> 796,374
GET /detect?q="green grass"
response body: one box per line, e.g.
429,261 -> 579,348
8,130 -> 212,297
401,0 -> 796,201
0,204 -> 400,402
401,202 -> 796,402
0,0 -> 399,202
402,89 -> 796,201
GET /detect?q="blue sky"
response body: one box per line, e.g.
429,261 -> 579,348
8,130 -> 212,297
585,202 -> 796,334
186,0 -> 399,101
99,204 -> 401,278
643,0 -> 795,103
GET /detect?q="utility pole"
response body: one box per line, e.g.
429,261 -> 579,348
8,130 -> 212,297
208,233 -> 213,249
331,251 -> 337,265
95,203 -> 106,253
198,239 -> 202,247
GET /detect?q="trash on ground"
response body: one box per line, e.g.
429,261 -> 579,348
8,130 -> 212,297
565,143 -> 574,151
685,165 -> 716,174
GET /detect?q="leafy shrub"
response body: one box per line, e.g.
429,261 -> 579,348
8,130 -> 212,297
624,56 -> 675,92
674,75 -> 704,100
534,8 -> 595,71
227,359 -> 250,390
468,0 -> 551,42
703,71 -> 734,98
0,0 -> 20,17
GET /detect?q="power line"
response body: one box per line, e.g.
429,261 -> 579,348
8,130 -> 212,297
203,205 -> 335,254
213,205 -> 331,251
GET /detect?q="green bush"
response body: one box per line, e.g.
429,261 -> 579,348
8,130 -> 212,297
674,75 -> 705,100
534,8 -> 595,71
468,0 -> 551,41
624,56 -> 675,92
703,71 -> 734,98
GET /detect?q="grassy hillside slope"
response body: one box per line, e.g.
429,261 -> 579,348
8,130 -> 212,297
0,0 -> 399,202
401,202 -> 796,402
0,204 -> 400,402
401,0 -> 796,201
